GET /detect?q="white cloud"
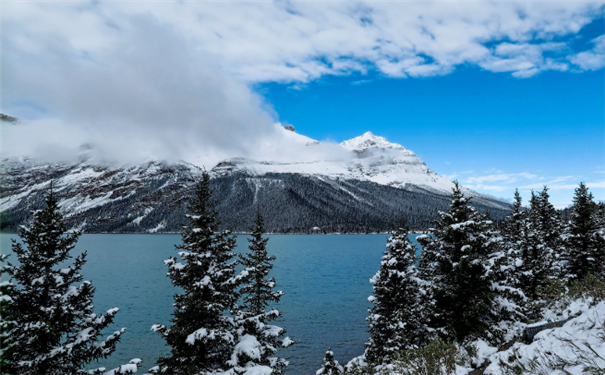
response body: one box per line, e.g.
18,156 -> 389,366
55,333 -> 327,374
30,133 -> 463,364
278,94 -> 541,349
4,2 -> 604,85
461,170 -> 605,208
2,1 -> 604,164
569,35 -> 605,71
1,13 -> 347,166
466,172 -> 539,184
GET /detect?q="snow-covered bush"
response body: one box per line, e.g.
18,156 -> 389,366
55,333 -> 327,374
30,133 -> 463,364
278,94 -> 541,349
387,338 -> 463,375
316,348 -> 344,375
487,301 -> 605,375
531,274 -> 605,322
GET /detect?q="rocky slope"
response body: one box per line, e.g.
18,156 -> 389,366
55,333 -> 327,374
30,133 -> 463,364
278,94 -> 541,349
0,132 -> 511,233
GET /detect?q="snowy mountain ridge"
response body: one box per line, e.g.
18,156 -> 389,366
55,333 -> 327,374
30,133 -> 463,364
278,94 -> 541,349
0,130 -> 511,233
341,131 -> 408,152
212,129 -> 465,197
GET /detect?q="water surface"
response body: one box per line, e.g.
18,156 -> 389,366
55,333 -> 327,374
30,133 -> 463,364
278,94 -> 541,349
0,233 -> 421,374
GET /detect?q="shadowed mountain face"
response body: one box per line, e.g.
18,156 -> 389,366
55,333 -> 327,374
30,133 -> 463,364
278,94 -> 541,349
0,159 -> 511,233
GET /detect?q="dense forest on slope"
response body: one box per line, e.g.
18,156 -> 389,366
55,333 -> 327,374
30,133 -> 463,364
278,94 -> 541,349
0,162 -> 511,233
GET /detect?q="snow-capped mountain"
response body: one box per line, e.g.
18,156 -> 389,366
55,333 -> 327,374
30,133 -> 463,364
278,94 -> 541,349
212,130 -> 463,196
0,130 -> 510,233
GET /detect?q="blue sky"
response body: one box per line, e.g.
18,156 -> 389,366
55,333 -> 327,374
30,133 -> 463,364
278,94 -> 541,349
258,67 -> 605,206
2,1 -> 605,207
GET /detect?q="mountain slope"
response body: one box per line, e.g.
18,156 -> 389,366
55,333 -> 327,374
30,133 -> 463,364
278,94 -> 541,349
0,131 -> 511,233
214,131 -> 480,197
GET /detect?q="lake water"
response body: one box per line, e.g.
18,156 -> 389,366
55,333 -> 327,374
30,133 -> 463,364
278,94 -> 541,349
0,233 -> 422,374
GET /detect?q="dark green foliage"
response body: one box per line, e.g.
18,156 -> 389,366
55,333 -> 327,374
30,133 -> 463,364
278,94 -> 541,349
534,274 -> 605,317
0,254 -> 13,370
516,188 -> 561,302
316,348 -> 344,375
499,190 -> 526,301
565,183 -> 605,280
152,172 -> 238,374
390,338 -> 459,375
418,182 -> 510,343
230,211 -> 293,374
4,188 -> 129,375
501,189 -> 525,241
365,219 -> 430,364
240,211 -> 282,317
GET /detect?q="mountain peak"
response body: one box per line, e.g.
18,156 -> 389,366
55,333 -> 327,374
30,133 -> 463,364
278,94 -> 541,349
341,132 -> 405,152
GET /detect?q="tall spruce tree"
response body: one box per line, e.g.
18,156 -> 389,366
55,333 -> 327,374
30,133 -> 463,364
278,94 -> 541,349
229,211 -> 293,375
516,188 -> 561,301
501,190 -> 525,242
365,219 -> 429,365
565,183 -> 605,280
152,172 -> 239,374
417,182 -> 518,343
4,187 -> 137,375
316,348 -> 344,375
0,253 -> 13,370
499,190 -> 527,303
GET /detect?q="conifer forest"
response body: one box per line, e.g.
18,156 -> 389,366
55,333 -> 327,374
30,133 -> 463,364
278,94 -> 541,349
1,173 -> 605,375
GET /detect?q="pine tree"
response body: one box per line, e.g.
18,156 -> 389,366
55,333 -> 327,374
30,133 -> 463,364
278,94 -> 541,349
152,172 -> 239,374
229,211 -> 293,375
499,190 -> 527,304
565,183 -> 605,280
501,189 -> 525,242
316,348 -> 344,375
0,253 -> 13,370
365,219 -> 429,365
4,187 -> 138,375
417,181 -> 517,343
516,188 -> 561,301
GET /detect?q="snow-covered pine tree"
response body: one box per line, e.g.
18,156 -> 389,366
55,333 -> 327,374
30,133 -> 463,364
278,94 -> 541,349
316,348 -> 344,375
152,172 -> 239,374
565,183 -> 605,280
417,181 -> 516,343
497,190 -> 528,308
365,219 -> 429,365
0,253 -> 13,369
229,211 -> 293,375
516,188 -> 561,301
4,187 -> 138,375
501,189 -> 525,242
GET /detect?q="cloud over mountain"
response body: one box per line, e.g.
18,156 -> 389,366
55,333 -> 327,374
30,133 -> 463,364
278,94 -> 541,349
2,1 -> 604,164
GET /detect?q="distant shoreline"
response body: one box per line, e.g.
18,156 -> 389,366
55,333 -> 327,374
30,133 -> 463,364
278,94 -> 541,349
0,231 -> 431,235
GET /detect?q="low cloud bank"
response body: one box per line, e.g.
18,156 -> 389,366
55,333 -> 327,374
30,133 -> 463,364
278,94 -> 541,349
2,2 -> 604,166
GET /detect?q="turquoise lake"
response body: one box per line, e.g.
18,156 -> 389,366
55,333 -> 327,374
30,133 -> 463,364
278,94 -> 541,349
0,233 -> 422,374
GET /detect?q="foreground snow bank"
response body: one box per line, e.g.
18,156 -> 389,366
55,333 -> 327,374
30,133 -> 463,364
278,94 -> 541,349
485,300 -> 605,375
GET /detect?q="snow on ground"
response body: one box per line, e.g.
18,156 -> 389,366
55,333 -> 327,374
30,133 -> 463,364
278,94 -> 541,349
370,297 -> 604,375
485,300 -> 605,375
132,207 -> 154,225
148,220 -> 166,233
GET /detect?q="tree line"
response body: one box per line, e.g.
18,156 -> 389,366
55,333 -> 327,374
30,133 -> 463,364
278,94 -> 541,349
318,182 -> 605,374
0,173 -> 293,374
1,174 -> 603,374
1,168 -> 511,234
